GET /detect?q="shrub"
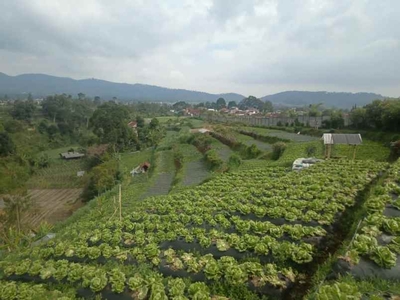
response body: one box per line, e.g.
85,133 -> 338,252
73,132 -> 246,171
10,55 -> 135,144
272,142 -> 287,160
244,144 -> 262,159
390,140 -> 400,161
228,153 -> 242,169
190,133 -> 213,154
0,132 -> 16,157
204,149 -> 224,171
305,145 -> 317,157
173,146 -> 184,169
36,153 -> 50,169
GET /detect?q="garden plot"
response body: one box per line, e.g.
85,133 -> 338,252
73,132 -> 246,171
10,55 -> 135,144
27,159 -> 86,189
0,160 -> 388,299
232,131 -> 273,152
23,189 -> 83,228
245,127 -> 318,142
312,160 -> 400,299
178,144 -> 210,187
139,150 -> 175,200
205,135 -> 232,161
181,159 -> 209,187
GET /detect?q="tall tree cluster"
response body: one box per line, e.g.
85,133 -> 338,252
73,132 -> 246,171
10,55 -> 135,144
350,99 -> 400,131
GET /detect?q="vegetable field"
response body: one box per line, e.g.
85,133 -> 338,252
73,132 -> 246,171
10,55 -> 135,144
0,159 -> 389,299
27,160 -> 86,189
242,127 -> 318,142
23,189 -> 83,228
311,160 -> 400,299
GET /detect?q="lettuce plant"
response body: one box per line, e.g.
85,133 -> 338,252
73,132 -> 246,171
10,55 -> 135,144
109,268 -> 126,293
316,282 -> 361,300
90,270 -> 108,292
204,259 -> 222,280
224,264 -> 248,285
370,246 -> 397,269
168,278 -> 186,297
67,263 -> 83,283
0,281 -> 17,300
188,282 -> 210,300
15,259 -> 31,275
383,218 -> 400,235
216,239 -> 230,251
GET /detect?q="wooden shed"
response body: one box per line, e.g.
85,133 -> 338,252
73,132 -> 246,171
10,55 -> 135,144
322,133 -> 362,159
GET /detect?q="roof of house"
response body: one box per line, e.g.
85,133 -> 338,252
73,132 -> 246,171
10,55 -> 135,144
128,121 -> 137,128
322,133 -> 362,145
60,152 -> 85,159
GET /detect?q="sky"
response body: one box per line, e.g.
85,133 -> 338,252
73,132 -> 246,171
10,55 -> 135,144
0,0 -> 399,97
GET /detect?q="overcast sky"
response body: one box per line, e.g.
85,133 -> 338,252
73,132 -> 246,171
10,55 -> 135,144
1,0 -> 399,97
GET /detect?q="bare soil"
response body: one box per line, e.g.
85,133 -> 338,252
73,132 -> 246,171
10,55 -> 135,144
22,189 -> 84,228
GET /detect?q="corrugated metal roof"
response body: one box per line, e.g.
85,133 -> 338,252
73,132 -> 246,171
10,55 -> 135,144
60,152 -> 85,159
322,133 -> 362,145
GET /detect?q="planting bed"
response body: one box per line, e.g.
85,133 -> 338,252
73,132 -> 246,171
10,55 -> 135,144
243,127 -> 318,142
23,189 -> 83,228
27,160 -> 86,189
0,159 -> 388,299
181,159 -> 209,187
313,160 -> 400,299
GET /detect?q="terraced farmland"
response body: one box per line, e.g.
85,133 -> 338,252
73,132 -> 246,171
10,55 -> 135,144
0,159 -> 388,299
23,189 -> 83,228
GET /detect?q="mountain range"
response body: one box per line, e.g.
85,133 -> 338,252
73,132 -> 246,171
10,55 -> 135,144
0,72 -> 384,108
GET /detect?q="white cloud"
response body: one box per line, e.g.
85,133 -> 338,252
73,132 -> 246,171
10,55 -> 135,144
0,0 -> 399,97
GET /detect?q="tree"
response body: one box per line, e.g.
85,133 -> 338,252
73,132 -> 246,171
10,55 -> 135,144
308,103 -> 323,118
216,98 -> 226,109
322,109 -> 344,129
173,101 -> 189,111
381,100 -> 400,131
0,132 -> 15,157
365,100 -> 384,129
227,101 -> 237,109
136,116 -> 145,128
94,96 -> 101,106
90,102 -> 136,151
350,107 -> 367,129
78,93 -> 85,100
263,100 -> 273,112
11,100 -> 36,120
238,96 -> 265,111
149,118 -> 160,129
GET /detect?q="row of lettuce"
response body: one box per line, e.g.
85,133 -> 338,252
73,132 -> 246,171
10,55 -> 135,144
313,160 -> 400,299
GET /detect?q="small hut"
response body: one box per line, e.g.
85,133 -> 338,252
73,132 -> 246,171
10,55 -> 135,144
322,133 -> 362,159
60,152 -> 85,160
130,162 -> 151,176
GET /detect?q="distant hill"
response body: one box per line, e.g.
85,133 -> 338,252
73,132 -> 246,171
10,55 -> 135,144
261,91 -> 384,109
0,72 -> 245,103
0,73 -> 385,107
